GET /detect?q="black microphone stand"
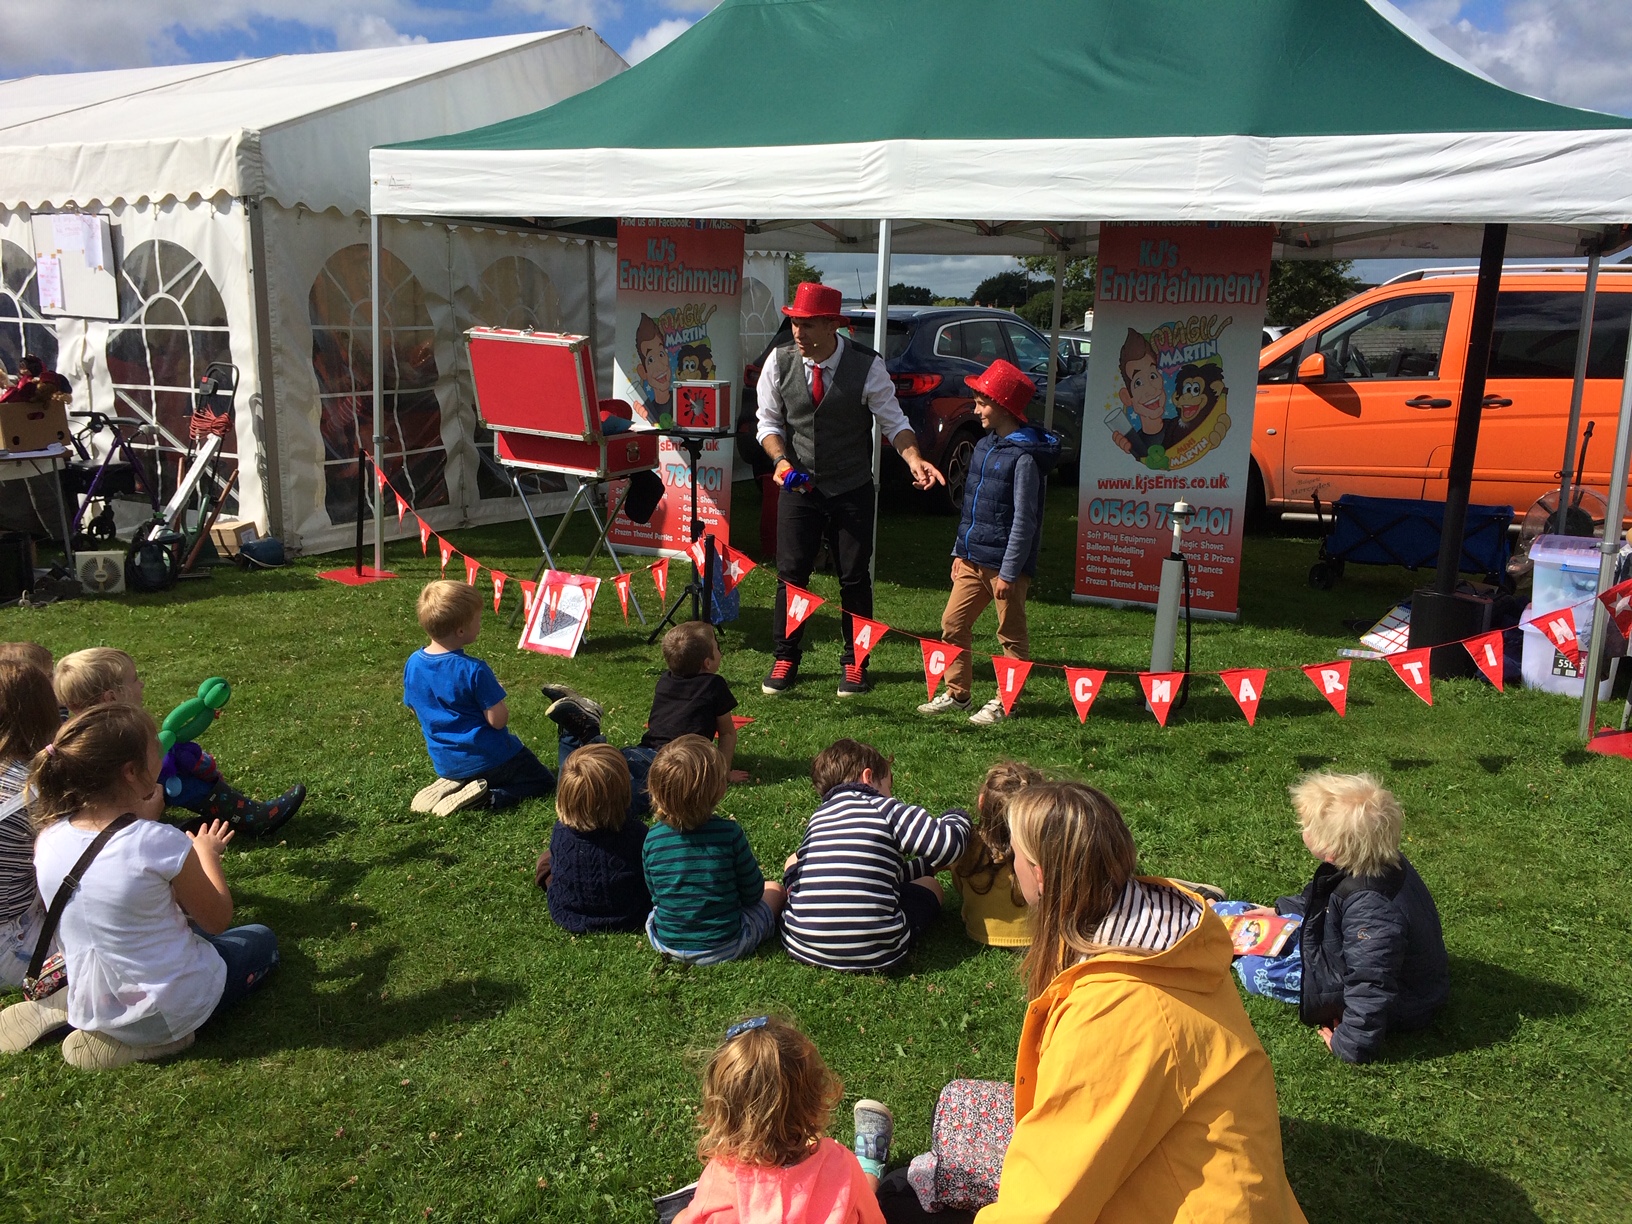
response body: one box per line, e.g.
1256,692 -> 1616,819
647,430 -> 729,643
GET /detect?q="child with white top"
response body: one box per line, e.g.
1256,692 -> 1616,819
30,703 -> 278,1070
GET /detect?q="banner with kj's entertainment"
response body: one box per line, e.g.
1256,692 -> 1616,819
606,218 -> 744,558
1074,223 -> 1275,617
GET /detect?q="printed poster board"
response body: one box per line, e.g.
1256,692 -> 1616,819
1074,223 -> 1275,617
606,219 -> 743,558
518,572 -> 602,658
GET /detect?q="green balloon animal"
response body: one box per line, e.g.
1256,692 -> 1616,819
158,677 -> 232,752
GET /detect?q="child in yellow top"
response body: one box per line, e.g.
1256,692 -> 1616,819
951,760 -> 1042,947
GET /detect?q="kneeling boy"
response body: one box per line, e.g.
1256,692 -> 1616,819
403,580 -> 554,815
781,739 -> 971,972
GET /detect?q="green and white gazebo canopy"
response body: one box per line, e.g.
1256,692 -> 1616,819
371,0 -> 1632,260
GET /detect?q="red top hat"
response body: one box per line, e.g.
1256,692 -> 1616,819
967,359 -> 1036,417
782,282 -> 847,321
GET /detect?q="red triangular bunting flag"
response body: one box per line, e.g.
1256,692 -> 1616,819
991,657 -> 1033,714
850,616 -> 889,668
783,583 -> 825,637
1463,629 -> 1505,691
464,555 -> 480,586
1063,667 -> 1107,724
613,572 -> 632,621
1387,647 -> 1434,705
1139,672 -> 1185,727
1218,668 -> 1268,725
721,545 -> 757,593
919,639 -> 964,702
395,492 -> 409,526
490,570 -> 507,613
520,580 -> 537,617
418,517 -> 431,555
650,559 -> 669,602
1302,661 -> 1351,717
374,463 -> 388,490
438,538 -> 453,575
1532,605 -> 1582,665
1600,577 -> 1632,634
687,536 -> 709,573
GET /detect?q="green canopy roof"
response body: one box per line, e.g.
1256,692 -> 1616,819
372,0 -> 1632,258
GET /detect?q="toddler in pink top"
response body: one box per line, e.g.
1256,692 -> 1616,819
671,1015 -> 892,1224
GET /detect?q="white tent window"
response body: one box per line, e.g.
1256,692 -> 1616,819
105,239 -> 234,496
310,243 -> 444,523
0,240 -> 59,379
469,254 -> 562,501
740,276 -> 779,364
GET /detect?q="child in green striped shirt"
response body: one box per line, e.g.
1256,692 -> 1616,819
642,735 -> 785,965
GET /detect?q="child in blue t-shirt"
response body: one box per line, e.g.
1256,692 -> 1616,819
403,580 -> 554,815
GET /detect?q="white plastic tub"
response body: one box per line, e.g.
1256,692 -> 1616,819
1520,605 -> 1613,699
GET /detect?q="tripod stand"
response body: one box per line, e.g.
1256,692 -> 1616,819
647,430 -> 729,643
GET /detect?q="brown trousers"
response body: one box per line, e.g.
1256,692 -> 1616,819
939,557 -> 1029,700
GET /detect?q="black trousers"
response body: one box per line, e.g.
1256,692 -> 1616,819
772,481 -> 875,666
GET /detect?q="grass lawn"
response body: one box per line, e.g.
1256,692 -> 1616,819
1,482 -> 1628,1223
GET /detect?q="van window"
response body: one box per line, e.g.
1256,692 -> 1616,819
1315,294 -> 1453,380
935,319 -> 1006,367
843,319 -> 911,360
1259,348 -> 1299,384
1489,291 -> 1632,379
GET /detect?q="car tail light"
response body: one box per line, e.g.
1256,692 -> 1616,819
892,373 -> 942,397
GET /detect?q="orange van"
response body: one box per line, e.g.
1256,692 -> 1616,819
1252,266 -> 1632,519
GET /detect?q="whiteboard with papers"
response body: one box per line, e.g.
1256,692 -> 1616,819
30,213 -> 118,320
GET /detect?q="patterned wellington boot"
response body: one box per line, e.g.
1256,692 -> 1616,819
197,780 -> 306,838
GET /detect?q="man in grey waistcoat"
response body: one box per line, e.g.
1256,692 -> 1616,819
753,282 -> 945,697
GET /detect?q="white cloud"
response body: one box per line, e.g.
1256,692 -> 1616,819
1401,0 -> 1632,116
497,0 -> 615,24
623,17 -> 691,64
0,0 -> 442,75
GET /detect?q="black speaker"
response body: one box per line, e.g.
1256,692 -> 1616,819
1408,587 -> 1493,678
0,532 -> 34,602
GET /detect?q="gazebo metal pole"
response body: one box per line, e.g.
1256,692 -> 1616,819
1576,312 -> 1632,741
1044,253 -> 1065,431
370,213 -> 386,574
869,219 -> 892,585
1433,223 -> 1507,596
1556,250 -> 1601,528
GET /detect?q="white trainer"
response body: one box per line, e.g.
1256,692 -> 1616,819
61,1028 -> 194,1071
0,993 -> 69,1053
968,697 -> 1007,726
917,691 -> 971,716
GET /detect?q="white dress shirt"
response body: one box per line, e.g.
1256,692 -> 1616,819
754,335 -> 912,447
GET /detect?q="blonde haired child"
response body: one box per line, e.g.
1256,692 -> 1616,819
674,1015 -> 888,1224
0,641 -> 54,675
1221,771 -> 1449,1064
403,580 -> 554,816
641,736 -> 782,964
950,760 -> 1043,947
28,704 -> 279,1070
54,648 -> 303,836
537,744 -> 650,934
956,781 -> 1306,1222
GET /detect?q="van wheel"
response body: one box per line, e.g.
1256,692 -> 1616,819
938,428 -> 981,515
1245,461 -> 1268,532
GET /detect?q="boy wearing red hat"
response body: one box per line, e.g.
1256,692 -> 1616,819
920,359 -> 1060,725
754,282 -> 945,697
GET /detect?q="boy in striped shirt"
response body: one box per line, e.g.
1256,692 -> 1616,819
781,739 -> 971,973
642,735 -> 785,965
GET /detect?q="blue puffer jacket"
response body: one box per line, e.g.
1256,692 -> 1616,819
1277,855 -> 1449,1064
953,425 -> 1061,581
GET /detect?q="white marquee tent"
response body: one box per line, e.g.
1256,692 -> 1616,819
0,30 -> 726,553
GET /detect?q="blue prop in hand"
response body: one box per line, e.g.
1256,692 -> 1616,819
780,466 -> 811,491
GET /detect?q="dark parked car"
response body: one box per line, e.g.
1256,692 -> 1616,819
738,306 -> 1086,511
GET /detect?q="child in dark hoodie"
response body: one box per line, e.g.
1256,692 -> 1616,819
918,359 -> 1060,726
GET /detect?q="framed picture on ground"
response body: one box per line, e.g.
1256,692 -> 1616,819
518,571 -> 602,658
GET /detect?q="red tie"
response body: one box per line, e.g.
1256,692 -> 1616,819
809,360 -> 824,404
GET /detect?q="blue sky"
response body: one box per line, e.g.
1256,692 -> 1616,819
7,1 -> 1629,295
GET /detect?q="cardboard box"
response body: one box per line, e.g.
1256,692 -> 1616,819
0,394 -> 70,453
210,519 -> 260,554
